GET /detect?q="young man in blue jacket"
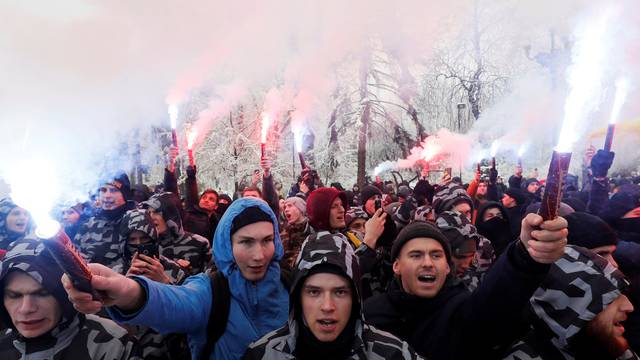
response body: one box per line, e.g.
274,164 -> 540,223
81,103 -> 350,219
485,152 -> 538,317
63,197 -> 289,360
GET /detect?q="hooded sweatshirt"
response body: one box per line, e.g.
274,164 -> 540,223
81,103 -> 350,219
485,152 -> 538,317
0,199 -> 33,254
60,203 -> 91,244
600,185 -> 640,244
115,208 -> 185,283
305,188 -> 392,300
435,211 -> 495,291
108,198 -> 289,360
243,231 -> 423,360
116,208 -> 187,360
142,192 -> 212,275
0,238 -> 140,360
75,199 -> 137,270
503,246 -> 637,360
475,201 -> 515,257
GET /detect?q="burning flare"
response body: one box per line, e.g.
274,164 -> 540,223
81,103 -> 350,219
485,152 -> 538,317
490,140 -> 500,157
9,158 -> 62,234
292,127 -> 304,153
168,104 -> 179,129
557,8 -> 612,152
609,77 -> 629,125
261,112 -> 271,144
187,128 -> 198,150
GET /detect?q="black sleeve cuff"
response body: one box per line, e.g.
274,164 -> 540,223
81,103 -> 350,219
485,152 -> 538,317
508,240 -> 550,274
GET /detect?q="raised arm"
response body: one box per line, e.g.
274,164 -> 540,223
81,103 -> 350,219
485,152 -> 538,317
63,263 -> 211,336
260,157 -> 280,217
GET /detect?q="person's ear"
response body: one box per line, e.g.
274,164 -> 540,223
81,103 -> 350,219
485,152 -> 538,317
392,259 -> 401,275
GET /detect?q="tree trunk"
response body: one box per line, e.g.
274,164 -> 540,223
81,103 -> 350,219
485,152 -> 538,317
470,0 -> 483,122
326,107 -> 340,181
357,102 -> 370,188
357,53 -> 371,188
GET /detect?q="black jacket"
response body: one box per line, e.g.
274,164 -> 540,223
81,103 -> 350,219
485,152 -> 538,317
505,204 -> 527,240
164,168 -> 218,242
363,241 -> 549,360
261,174 -> 281,218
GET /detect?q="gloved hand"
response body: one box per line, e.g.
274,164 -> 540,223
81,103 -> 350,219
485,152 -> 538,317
186,165 -> 197,178
590,150 -> 615,178
489,167 -> 498,185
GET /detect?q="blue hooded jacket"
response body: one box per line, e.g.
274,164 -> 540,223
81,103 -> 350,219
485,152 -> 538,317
108,198 -> 289,360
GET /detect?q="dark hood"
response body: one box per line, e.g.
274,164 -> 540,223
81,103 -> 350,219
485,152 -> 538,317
475,201 -> 513,256
529,245 -> 629,353
475,201 -> 509,227
289,231 -> 363,359
0,237 -> 78,331
292,231 -> 362,316
601,185 -> 640,226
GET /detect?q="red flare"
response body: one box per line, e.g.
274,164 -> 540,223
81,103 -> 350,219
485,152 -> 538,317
604,124 -> 615,152
41,228 -> 99,299
538,151 -> 572,221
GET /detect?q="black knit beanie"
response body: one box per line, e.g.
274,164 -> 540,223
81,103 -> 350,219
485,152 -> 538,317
106,172 -> 133,202
504,187 -> 528,206
565,212 -> 618,249
230,206 -> 273,235
391,222 -> 452,264
360,185 -> 382,205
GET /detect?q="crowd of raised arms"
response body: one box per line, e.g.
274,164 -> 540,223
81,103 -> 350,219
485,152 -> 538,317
0,144 -> 638,360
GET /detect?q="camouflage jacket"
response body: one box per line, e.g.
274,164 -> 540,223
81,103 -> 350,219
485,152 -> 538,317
75,201 -> 136,270
435,210 -> 496,292
158,231 -> 211,275
112,254 -> 186,286
115,208 -> 190,359
0,238 -> 140,359
125,325 -> 188,360
141,193 -> 212,275
279,219 -> 313,271
504,340 -> 639,360
244,229 -> 423,360
243,320 -> 424,360
121,259 -> 187,360
114,208 -> 187,285
0,314 -> 141,360
504,246 -> 634,360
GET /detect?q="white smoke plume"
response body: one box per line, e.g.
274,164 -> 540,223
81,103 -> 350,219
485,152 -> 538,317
375,0 -> 640,178
1,0 -> 639,224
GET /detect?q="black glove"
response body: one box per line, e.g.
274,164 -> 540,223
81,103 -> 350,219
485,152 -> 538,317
489,167 -> 498,185
301,169 -> 318,192
186,165 -> 197,178
590,150 -> 614,178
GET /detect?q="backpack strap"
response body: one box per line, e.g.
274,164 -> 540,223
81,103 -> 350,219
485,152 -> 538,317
200,268 -> 291,360
200,270 -> 231,360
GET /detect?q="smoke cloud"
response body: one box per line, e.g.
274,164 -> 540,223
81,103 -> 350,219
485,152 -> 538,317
1,0 -> 639,218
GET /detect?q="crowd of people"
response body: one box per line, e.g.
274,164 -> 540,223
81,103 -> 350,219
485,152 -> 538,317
0,145 -> 638,359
